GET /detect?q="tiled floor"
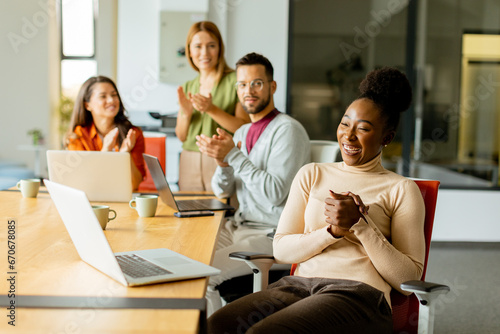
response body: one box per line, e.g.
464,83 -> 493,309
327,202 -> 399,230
425,242 -> 500,334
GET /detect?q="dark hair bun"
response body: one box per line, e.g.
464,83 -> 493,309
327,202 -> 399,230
358,67 -> 412,131
359,67 -> 412,113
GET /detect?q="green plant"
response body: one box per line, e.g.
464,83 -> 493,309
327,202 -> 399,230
59,95 -> 74,136
27,128 -> 44,146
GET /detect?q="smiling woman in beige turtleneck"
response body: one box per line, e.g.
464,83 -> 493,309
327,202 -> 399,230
274,152 -> 425,306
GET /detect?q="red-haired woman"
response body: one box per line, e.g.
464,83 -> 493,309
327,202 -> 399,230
175,21 -> 250,191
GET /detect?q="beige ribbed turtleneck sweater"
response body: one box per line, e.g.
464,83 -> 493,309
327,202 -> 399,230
273,154 -> 425,306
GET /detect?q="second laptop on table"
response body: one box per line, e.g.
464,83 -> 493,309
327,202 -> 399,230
143,153 -> 234,212
46,150 -> 132,202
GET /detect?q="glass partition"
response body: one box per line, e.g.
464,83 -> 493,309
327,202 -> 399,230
289,0 -> 500,189
421,1 -> 500,187
290,0 -> 409,143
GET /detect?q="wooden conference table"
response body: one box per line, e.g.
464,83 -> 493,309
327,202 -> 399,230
0,187 -> 225,334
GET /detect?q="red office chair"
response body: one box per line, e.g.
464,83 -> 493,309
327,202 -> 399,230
138,134 -> 166,192
228,179 -> 449,334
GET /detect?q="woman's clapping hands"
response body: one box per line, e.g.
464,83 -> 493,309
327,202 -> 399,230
101,127 -> 137,153
324,191 -> 369,238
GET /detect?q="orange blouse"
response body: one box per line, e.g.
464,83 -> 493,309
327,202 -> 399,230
67,123 -> 146,177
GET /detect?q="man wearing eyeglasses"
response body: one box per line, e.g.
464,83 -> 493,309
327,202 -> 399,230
196,52 -> 311,315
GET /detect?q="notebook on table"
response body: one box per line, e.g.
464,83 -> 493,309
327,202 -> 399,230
44,179 -> 221,286
46,150 -> 132,202
143,153 -> 234,212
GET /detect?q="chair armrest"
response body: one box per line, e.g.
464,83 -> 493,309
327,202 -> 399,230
401,280 -> 450,334
229,252 -> 275,261
229,252 -> 276,292
401,280 -> 450,295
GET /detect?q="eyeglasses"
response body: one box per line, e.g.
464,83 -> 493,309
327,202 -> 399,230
235,79 -> 269,92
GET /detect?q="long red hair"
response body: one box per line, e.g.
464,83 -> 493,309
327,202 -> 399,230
185,21 -> 233,83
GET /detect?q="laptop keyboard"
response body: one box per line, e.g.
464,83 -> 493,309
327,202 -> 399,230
116,254 -> 172,278
177,198 -> 231,211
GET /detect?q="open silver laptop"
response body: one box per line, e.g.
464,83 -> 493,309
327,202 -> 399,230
46,150 -> 132,202
143,154 -> 234,212
44,179 -> 220,286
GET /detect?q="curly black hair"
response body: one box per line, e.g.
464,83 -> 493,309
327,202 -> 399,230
358,67 -> 412,131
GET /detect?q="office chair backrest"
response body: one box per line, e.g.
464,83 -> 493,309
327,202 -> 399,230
138,133 -> 166,192
391,179 -> 440,333
289,179 -> 440,334
414,180 -> 440,279
310,140 -> 341,163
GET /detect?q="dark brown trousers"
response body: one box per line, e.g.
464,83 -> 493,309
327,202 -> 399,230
208,276 -> 392,334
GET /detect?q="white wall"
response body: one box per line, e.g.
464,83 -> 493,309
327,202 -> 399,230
0,0 -> 58,174
96,0 -> 118,79
116,0 -> 178,116
218,0 -> 290,111
433,189 -> 500,242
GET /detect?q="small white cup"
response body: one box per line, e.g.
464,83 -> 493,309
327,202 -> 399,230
92,205 -> 117,230
16,179 -> 40,198
129,195 -> 158,218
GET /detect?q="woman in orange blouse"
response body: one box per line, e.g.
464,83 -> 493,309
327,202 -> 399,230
65,76 -> 145,190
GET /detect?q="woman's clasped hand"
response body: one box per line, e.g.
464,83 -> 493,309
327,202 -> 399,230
324,190 -> 369,237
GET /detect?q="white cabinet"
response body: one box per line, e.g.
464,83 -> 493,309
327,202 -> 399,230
159,11 -> 206,85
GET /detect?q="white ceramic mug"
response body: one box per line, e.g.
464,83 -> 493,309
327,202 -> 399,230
129,195 -> 158,217
92,205 -> 117,230
16,179 -> 40,198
